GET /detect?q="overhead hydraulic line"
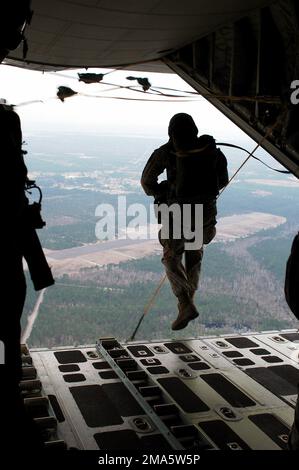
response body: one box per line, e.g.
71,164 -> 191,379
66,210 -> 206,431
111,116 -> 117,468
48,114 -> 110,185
15,93 -> 202,107
99,82 -> 200,98
47,71 -> 282,102
77,93 -> 200,103
49,73 -> 176,96
48,72 -> 207,98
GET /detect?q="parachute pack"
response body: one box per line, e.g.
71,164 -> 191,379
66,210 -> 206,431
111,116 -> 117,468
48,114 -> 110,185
174,136 -> 227,203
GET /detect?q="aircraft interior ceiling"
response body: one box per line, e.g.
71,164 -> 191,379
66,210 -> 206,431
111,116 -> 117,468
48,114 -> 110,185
5,0 -> 272,71
2,0 -> 299,175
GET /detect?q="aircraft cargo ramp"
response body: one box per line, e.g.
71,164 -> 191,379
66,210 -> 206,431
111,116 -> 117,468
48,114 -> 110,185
20,330 -> 299,451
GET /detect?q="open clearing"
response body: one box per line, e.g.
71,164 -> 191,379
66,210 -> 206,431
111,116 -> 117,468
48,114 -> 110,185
245,178 -> 299,188
45,212 -> 286,275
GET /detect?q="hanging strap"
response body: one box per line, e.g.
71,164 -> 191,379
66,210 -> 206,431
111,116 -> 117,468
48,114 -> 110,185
217,142 -> 290,174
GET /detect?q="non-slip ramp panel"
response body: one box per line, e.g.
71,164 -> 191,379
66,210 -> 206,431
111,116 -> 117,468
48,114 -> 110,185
245,367 -> 296,396
98,371 -> 118,379
225,337 -> 259,348
59,364 -> 80,372
92,361 -> 111,370
262,356 -> 283,364
233,358 -> 255,366
214,340 -> 229,348
248,414 -> 290,449
280,333 -> 299,342
152,345 -> 168,353
188,362 -> 210,371
54,350 -> 87,364
140,358 -> 161,366
164,342 -> 192,354
127,345 -> 154,358
250,348 -> 270,356
157,377 -> 209,413
116,358 -> 138,371
63,373 -> 86,383
101,383 -> 143,417
109,349 -> 129,359
199,420 -> 251,450
268,365 -> 299,390
200,373 -> 256,407
222,350 -> 243,358
70,385 -> 124,427
179,355 -> 201,362
94,430 -> 140,450
147,366 -> 169,375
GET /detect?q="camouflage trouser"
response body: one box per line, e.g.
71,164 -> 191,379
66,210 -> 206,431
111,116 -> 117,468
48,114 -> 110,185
159,200 -> 217,302
289,386 -> 299,450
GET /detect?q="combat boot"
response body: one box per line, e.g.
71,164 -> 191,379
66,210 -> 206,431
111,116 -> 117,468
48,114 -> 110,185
172,300 -> 199,330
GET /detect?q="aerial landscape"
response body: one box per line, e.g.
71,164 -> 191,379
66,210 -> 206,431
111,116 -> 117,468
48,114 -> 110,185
21,130 -> 299,347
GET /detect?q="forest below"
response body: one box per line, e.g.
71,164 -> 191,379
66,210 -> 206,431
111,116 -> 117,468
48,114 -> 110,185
22,234 -> 297,348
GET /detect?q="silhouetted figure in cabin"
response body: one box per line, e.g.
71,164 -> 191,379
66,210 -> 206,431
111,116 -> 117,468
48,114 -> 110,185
141,113 -> 228,330
0,104 -> 54,450
1,104 -> 28,387
285,232 -> 299,450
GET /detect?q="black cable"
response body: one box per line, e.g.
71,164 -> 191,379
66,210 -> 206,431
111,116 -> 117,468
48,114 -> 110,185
217,142 -> 291,174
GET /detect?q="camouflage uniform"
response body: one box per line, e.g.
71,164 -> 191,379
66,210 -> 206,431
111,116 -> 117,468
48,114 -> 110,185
141,135 -> 228,302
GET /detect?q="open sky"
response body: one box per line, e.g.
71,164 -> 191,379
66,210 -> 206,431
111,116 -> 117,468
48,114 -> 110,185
0,63 -> 256,141
0,63 -> 290,174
